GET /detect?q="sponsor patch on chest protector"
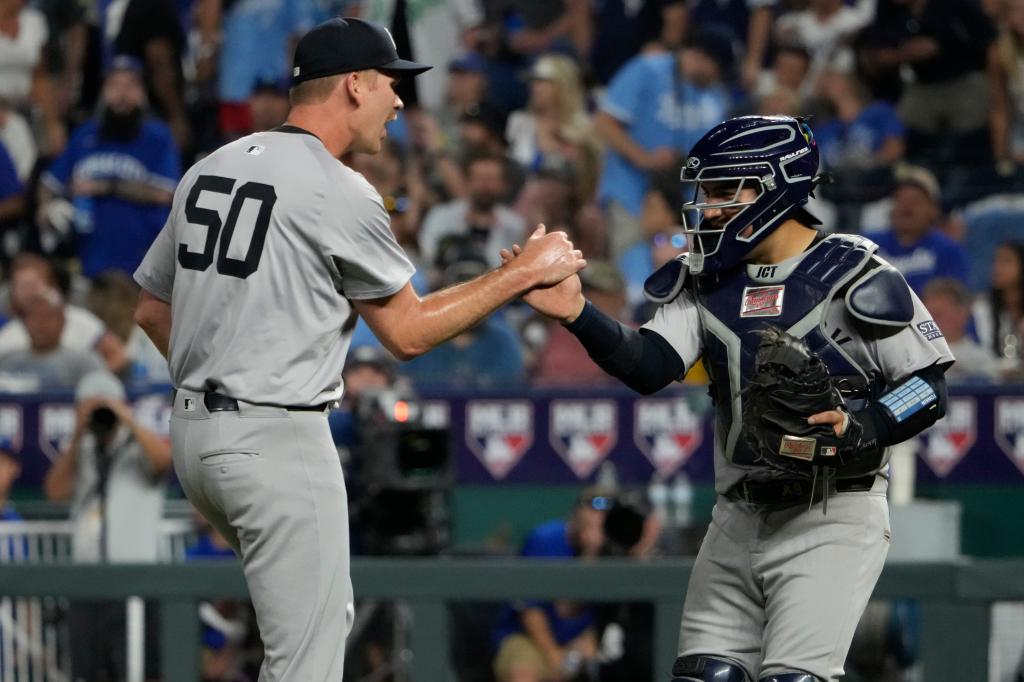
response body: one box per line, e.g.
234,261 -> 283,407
779,434 -> 816,460
741,285 -> 785,317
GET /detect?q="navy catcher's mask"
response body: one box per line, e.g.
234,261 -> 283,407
680,115 -> 822,274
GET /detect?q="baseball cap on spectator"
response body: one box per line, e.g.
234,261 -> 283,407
75,370 -> 127,403
292,17 -> 431,85
251,75 -> 291,96
345,344 -> 396,378
449,52 -> 487,74
107,54 -> 144,78
894,164 -> 941,205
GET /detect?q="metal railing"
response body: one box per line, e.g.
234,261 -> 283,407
0,558 -> 1022,681
0,520 -> 195,681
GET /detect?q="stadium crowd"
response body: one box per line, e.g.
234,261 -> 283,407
0,0 -> 1020,394
0,1 -> 1022,680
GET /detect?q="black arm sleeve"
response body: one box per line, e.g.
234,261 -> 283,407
563,300 -> 686,394
854,363 -> 949,448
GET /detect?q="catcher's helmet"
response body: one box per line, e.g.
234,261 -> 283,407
680,115 -> 822,274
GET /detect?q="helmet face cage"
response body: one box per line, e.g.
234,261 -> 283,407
676,115 -> 821,274
680,167 -> 771,274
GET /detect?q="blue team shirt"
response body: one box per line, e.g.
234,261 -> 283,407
44,118 -> 180,277
598,53 -> 730,215
218,0 -> 321,102
815,102 -> 905,170
0,142 -> 21,202
401,317 -> 525,388
492,520 -> 596,648
869,230 -> 970,295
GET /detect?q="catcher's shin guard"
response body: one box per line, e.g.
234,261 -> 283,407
672,654 -> 751,681
759,673 -> 825,681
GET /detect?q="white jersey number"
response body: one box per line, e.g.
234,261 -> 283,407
179,174 -> 277,279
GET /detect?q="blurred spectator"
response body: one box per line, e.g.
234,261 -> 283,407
0,0 -> 65,155
595,29 -> 731,259
0,287 -> 104,392
858,0 -> 996,201
867,165 -> 969,295
330,344 -> 399,452
0,254 -> 130,375
196,0 -> 320,139
401,251 -> 525,388
514,161 -> 604,257
618,171 -> 686,317
753,44 -> 811,101
922,278 -> 1001,382
816,68 -> 905,174
0,437 -> 20,521
43,369 -> 170,680
532,260 -> 630,387
506,54 -> 600,204
99,0 -> 190,151
685,0 -> 776,89
773,0 -> 875,91
87,270 -> 170,385
0,100 -> 35,181
419,153 -> 527,270
589,0 -> 672,85
187,516 -> 254,682
988,0 -> 1024,176
38,56 -> 179,278
358,0 -> 484,112
0,138 -> 24,253
814,67 -> 905,229
247,76 -> 291,133
974,241 -> 1024,377
438,52 -> 490,148
491,488 -> 611,682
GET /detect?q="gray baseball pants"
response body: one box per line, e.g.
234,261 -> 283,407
171,389 -> 353,681
677,482 -> 891,680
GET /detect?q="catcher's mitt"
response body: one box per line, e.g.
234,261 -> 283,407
741,326 -> 863,478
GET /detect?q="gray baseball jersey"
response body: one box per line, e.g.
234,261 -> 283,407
134,127 -> 414,406
642,235 -> 954,494
135,126 -> 415,680
643,233 -> 953,680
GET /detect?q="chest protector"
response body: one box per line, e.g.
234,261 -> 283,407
692,234 -> 880,466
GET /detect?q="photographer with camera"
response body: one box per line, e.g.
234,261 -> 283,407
491,487 -> 613,682
43,369 -> 171,682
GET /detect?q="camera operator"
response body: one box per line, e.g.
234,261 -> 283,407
491,487 -> 613,682
594,493 -> 662,682
43,369 -> 171,682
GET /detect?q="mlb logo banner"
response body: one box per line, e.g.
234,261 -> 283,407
466,400 -> 533,480
38,403 -> 76,462
549,400 -> 617,479
0,405 -> 23,452
634,398 -> 703,476
920,397 -> 976,477
995,397 -> 1024,475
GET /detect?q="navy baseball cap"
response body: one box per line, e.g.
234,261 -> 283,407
292,17 -> 431,85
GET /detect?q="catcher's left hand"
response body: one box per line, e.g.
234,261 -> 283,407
740,326 -> 864,477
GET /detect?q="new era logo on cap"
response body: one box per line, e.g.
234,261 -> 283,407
291,17 -> 431,85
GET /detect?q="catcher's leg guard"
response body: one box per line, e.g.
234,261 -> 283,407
759,673 -> 825,681
672,654 -> 752,681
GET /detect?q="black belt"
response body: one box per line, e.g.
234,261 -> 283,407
726,474 -> 877,506
202,392 -> 329,413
